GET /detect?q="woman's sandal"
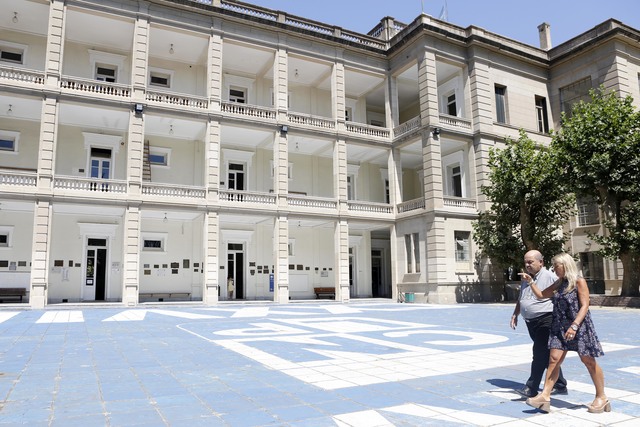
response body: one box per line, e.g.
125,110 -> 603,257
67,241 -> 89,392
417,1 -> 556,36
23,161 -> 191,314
526,394 -> 551,413
587,398 -> 611,413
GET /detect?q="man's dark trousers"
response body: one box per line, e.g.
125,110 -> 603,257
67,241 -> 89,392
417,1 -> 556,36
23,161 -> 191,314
525,312 -> 567,391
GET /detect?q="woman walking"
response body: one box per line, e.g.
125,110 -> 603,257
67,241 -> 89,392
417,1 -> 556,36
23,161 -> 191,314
520,252 -> 608,413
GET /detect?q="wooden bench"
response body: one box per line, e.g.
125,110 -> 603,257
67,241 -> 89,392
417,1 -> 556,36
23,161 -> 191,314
139,292 -> 191,302
0,288 -> 27,302
314,287 -> 335,299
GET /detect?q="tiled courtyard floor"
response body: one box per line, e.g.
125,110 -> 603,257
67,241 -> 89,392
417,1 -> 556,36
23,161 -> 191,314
1,301 -> 639,426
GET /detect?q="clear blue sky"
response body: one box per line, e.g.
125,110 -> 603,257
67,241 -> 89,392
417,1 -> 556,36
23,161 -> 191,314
245,0 -> 639,48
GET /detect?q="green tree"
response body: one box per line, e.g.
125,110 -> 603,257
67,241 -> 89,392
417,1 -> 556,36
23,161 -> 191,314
473,130 -> 574,271
552,87 -> 640,297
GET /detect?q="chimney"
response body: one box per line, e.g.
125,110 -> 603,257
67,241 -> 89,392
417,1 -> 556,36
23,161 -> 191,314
538,22 -> 552,50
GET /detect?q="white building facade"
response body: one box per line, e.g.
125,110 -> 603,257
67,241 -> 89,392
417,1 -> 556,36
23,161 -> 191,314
1,0 -> 639,307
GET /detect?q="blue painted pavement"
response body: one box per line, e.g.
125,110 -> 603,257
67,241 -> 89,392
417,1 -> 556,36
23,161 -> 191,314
0,302 -> 639,426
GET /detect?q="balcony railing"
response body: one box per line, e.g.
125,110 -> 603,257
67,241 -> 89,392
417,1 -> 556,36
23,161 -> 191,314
287,194 -> 337,210
53,176 -> 127,193
221,102 -> 277,120
443,197 -> 477,210
142,183 -> 206,199
219,190 -> 277,205
397,197 -> 425,213
60,76 -> 131,98
393,116 -> 421,139
0,169 -> 37,187
439,114 -> 472,131
146,90 -> 209,109
0,65 -> 45,85
287,112 -> 335,129
347,200 -> 393,214
345,122 -> 391,139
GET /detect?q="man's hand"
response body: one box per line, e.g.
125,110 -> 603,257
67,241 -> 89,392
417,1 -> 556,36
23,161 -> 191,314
510,314 -> 518,329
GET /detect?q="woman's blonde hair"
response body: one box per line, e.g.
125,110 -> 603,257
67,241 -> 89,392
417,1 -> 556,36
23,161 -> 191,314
552,252 -> 579,293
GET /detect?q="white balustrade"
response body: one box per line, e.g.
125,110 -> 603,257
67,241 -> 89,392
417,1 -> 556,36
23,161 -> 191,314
443,197 -> 477,209
439,114 -> 472,130
347,201 -> 393,214
221,102 -> 276,119
220,1 -> 277,20
0,170 -> 37,186
287,112 -> 335,129
219,190 -> 277,205
0,66 -> 45,85
142,183 -> 206,199
60,77 -> 131,97
54,176 -> 127,193
346,122 -> 391,139
287,195 -> 337,209
393,116 -> 421,139
397,198 -> 425,213
146,90 -> 208,109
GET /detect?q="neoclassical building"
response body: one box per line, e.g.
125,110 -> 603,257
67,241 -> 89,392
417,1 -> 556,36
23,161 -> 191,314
1,0 -> 639,307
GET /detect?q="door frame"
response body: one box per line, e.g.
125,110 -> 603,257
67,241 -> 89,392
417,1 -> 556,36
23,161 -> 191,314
78,223 -> 117,302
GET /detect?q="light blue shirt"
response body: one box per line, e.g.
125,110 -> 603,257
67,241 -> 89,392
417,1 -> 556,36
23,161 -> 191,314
519,267 -> 557,320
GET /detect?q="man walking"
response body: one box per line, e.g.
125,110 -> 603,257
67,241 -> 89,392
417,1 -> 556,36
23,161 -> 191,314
510,250 -> 568,397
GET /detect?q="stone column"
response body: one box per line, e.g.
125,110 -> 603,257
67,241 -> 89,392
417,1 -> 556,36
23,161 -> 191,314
467,50 -> 494,133
30,200 -> 52,308
334,219 -> 350,302
131,6 -> 150,102
37,96 -> 58,192
332,54 -> 346,129
333,138 -> 348,212
273,129 -> 289,206
45,0 -> 65,87
417,47 -> 439,127
203,211 -> 220,305
127,110 -> 144,197
122,205 -> 141,306
208,20 -> 223,111
386,75 -> 396,128
274,42 -> 288,120
422,129 -> 443,211
273,215 -> 289,303
388,147 -> 402,206
205,119 -> 221,202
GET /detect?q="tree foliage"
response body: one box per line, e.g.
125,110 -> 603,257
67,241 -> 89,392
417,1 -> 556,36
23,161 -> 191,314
552,87 -> 640,296
473,130 -> 575,270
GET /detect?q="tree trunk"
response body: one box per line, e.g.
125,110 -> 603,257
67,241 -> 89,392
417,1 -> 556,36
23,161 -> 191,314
619,252 -> 640,297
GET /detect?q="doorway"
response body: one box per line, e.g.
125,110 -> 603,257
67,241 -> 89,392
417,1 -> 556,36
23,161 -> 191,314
84,238 -> 107,301
227,243 -> 244,299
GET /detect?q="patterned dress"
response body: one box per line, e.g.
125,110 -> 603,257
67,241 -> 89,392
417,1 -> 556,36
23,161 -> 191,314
548,279 -> 604,357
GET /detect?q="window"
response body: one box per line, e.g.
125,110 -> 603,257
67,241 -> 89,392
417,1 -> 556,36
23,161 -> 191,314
405,233 -> 420,273
229,87 -> 246,103
446,93 -> 457,116
95,64 -> 116,82
495,85 -> 507,123
450,165 -> 463,197
149,147 -> 170,167
288,240 -> 295,256
149,153 -> 167,166
345,107 -> 352,122
143,239 -> 163,251
577,197 -> 599,226
142,233 -> 166,252
560,77 -> 592,117
0,130 -> 19,153
0,41 -> 26,65
535,96 -> 549,133
0,226 -> 14,248
347,175 -> 355,200
149,71 -> 171,88
89,50 -> 125,84
385,179 -> 390,204
580,252 -> 604,280
454,231 -> 470,262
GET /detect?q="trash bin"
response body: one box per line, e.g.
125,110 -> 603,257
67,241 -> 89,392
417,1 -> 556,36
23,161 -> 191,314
405,292 -> 415,303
